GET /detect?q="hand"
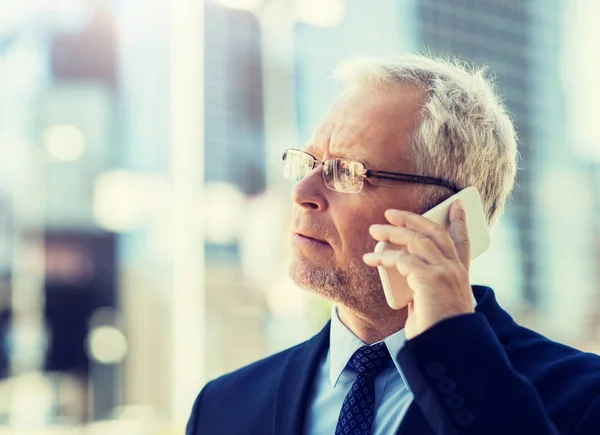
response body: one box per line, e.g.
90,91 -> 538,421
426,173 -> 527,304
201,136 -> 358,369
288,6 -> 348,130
363,201 -> 474,340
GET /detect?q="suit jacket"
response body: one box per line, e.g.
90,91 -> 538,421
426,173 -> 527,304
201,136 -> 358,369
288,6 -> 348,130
186,286 -> 600,434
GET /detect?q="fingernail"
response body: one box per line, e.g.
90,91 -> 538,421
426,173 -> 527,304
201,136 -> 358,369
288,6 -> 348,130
386,209 -> 401,216
454,200 -> 464,211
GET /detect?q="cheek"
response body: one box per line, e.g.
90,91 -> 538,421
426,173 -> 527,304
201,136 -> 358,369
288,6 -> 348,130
335,208 -> 386,258
329,188 -> 418,260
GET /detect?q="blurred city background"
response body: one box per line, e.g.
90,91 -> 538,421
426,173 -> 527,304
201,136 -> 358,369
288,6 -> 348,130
0,0 -> 599,433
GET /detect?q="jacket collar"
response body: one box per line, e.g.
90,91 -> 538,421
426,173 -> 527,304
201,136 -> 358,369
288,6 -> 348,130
472,285 -> 515,340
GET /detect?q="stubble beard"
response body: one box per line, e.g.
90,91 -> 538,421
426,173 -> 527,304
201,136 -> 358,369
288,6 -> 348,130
289,252 -> 389,317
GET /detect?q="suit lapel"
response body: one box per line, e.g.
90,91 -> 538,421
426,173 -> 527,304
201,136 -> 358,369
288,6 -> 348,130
273,321 -> 330,435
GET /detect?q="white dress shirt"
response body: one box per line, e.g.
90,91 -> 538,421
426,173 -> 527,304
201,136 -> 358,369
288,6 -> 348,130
304,306 -> 415,434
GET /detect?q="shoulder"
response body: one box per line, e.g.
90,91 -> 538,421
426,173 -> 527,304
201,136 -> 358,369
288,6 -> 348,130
194,337 -> 319,412
186,339 -> 319,435
504,322 -> 600,429
187,320 -> 330,435
476,285 -> 600,388
505,322 -> 600,381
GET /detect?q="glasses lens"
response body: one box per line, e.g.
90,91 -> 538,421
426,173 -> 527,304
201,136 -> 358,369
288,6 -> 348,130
323,159 -> 365,193
283,149 -> 315,182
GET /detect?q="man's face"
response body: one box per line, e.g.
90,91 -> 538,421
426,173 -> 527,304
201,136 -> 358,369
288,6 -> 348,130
289,85 -> 427,316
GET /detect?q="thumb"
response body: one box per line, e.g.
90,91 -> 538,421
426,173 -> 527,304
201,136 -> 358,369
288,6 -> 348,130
449,200 -> 470,267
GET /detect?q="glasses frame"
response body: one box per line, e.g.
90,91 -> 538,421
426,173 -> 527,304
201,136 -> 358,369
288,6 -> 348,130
282,148 -> 460,194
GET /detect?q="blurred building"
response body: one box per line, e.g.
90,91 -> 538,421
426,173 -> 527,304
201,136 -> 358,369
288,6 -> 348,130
294,0 -> 416,140
117,0 -> 269,419
561,0 -> 600,343
0,1 -> 122,425
203,2 -> 269,379
205,3 -> 266,197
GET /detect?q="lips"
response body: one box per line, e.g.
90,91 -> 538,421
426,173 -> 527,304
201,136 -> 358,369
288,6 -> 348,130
294,231 -> 328,244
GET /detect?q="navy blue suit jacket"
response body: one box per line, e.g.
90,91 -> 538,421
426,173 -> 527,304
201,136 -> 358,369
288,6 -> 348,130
186,286 -> 600,434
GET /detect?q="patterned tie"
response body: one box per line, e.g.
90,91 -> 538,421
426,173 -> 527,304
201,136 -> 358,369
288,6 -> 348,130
335,342 -> 392,435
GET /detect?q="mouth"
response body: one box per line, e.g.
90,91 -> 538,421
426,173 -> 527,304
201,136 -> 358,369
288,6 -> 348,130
292,232 -> 330,247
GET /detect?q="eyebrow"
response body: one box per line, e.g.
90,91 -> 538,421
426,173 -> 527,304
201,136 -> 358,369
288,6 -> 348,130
303,144 -> 375,168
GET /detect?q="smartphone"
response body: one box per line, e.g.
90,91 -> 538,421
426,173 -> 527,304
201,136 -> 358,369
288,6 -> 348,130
374,186 -> 490,310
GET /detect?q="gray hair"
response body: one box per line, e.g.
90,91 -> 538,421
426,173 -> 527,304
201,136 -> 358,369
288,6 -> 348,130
334,53 -> 519,226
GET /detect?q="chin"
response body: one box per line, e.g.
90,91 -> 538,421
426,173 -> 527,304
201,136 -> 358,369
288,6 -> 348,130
290,257 -> 341,291
288,255 -> 387,315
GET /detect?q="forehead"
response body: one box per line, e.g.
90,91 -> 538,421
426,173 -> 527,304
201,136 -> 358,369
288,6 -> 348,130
305,85 -> 426,168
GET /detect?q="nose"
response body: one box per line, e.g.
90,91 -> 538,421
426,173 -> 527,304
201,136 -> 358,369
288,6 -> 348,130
291,167 -> 328,211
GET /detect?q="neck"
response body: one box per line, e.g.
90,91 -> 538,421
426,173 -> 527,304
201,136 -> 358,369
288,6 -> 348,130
337,304 -> 408,344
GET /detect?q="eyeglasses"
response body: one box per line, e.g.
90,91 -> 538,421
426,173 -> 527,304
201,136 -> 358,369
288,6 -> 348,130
282,148 -> 459,194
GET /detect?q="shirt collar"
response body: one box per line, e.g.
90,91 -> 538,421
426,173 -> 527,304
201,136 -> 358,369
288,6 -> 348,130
328,305 -> 410,389
329,295 -> 478,389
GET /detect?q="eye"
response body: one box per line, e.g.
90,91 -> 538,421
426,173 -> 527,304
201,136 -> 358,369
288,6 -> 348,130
329,159 -> 364,193
334,160 -> 364,182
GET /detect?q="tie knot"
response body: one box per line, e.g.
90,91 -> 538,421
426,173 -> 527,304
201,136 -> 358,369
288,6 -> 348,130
350,343 -> 391,378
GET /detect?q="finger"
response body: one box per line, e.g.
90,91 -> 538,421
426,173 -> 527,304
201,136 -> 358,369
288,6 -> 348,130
369,224 -> 422,245
370,225 -> 446,265
363,251 -> 382,266
449,200 -> 471,267
391,249 -> 430,277
364,248 -> 429,274
369,223 -> 410,244
383,210 -> 458,260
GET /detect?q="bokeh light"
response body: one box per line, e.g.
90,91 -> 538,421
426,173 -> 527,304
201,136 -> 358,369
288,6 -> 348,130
43,124 -> 86,162
87,326 -> 128,365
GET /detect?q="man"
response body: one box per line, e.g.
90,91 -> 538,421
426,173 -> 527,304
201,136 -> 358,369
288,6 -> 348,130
186,54 -> 600,434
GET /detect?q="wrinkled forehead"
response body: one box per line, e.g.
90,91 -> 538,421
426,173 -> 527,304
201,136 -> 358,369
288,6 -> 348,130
305,121 -> 375,162
305,86 -> 426,168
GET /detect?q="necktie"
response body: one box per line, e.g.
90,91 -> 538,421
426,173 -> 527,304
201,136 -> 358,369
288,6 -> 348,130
335,342 -> 392,435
